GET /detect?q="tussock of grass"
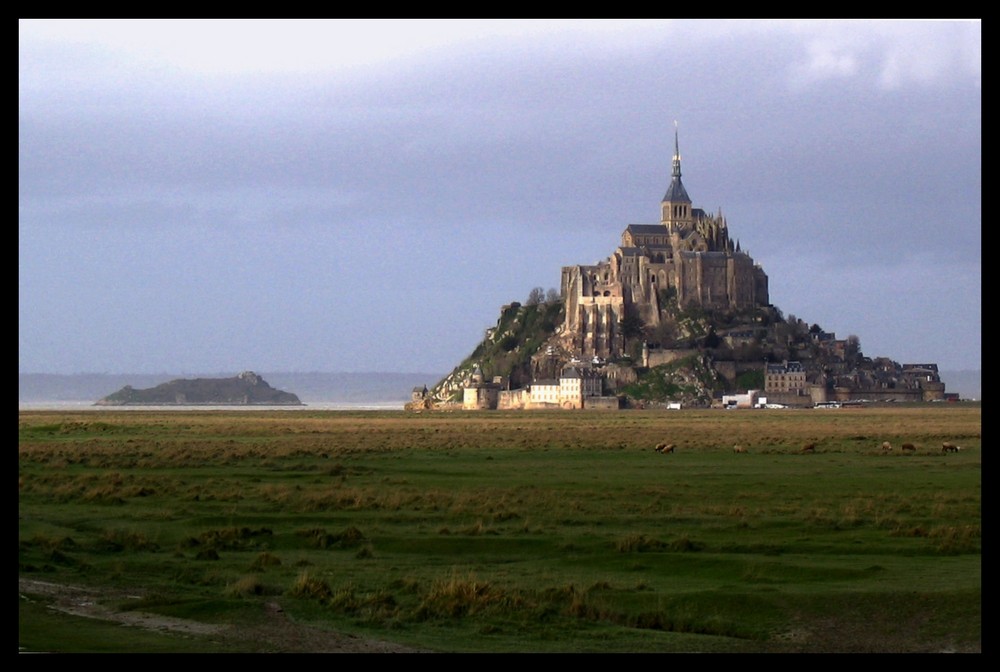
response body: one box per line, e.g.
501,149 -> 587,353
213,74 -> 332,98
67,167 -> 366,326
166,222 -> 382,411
287,571 -> 333,601
615,534 -> 665,552
181,527 -> 273,551
668,535 -> 704,552
26,533 -> 79,552
415,573 -> 509,619
296,525 -> 366,549
225,574 -> 268,597
460,520 -> 496,536
97,528 -> 159,552
249,552 -> 282,570
930,524 -> 981,554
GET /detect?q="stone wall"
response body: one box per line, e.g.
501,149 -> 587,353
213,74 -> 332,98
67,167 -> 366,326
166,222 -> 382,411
645,348 -> 700,368
463,385 -> 499,410
583,396 -> 623,410
498,388 -> 529,410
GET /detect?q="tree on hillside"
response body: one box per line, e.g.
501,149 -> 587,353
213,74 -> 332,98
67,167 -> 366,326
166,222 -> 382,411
846,335 -> 862,367
618,313 -> 647,361
526,287 -> 545,305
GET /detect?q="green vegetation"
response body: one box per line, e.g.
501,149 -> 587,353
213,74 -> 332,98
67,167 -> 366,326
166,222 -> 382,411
19,596 -> 243,653
735,369 -> 765,392
622,357 -> 724,404
19,406 -> 981,653
441,299 -> 564,394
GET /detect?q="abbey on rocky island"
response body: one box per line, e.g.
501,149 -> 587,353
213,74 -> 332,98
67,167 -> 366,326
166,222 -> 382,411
416,126 -> 948,411
559,128 -> 769,361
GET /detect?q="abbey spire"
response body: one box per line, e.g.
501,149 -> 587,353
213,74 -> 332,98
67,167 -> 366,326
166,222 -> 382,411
661,121 -> 692,232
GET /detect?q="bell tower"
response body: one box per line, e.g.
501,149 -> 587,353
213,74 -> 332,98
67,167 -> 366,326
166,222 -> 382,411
660,121 -> 692,233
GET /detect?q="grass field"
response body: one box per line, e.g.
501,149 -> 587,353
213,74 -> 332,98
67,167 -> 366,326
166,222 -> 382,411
18,405 -> 981,653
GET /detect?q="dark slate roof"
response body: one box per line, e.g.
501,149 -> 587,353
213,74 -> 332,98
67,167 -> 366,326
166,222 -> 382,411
767,361 -> 804,374
678,250 -> 727,258
662,177 -> 691,203
561,366 -> 601,379
624,224 -> 666,235
902,363 -> 939,372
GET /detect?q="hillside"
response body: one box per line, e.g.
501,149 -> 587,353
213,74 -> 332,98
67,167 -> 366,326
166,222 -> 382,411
429,294 -> 956,408
429,299 -> 563,403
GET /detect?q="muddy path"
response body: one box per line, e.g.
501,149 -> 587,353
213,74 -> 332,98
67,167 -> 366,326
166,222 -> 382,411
19,578 -> 427,653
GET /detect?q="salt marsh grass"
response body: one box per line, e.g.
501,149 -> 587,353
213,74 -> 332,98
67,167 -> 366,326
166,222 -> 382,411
19,406 -> 980,652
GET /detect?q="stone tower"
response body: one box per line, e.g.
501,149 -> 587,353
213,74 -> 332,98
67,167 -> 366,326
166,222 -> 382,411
661,122 -> 692,233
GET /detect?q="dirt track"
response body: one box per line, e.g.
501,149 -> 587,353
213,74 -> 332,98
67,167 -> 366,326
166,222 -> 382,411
21,578 -> 979,653
19,578 -> 427,653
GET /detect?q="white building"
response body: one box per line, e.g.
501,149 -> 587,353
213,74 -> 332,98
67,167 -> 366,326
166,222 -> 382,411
722,390 -> 762,409
529,380 -> 561,407
529,365 -> 604,409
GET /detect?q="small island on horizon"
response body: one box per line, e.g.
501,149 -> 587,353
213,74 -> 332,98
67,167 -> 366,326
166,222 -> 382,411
94,371 -> 303,406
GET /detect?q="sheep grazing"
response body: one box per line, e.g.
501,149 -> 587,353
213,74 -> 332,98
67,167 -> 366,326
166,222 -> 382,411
655,443 -> 676,454
942,442 -> 961,453
800,443 -> 816,454
733,444 -> 747,454
881,441 -> 892,452
901,443 -> 916,452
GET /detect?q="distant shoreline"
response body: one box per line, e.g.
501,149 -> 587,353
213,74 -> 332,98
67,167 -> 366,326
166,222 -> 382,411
93,402 -> 305,407
18,372 -> 443,406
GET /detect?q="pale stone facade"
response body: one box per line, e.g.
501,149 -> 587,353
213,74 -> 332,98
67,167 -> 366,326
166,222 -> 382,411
462,365 -> 505,410
527,365 -> 602,409
469,364 -> 604,410
529,380 -> 561,407
765,361 -> 807,393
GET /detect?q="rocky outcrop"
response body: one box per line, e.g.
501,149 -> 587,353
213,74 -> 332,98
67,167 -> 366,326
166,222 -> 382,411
95,371 -> 303,406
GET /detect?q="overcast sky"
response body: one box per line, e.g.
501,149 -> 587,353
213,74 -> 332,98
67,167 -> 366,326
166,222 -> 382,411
19,19 -> 981,376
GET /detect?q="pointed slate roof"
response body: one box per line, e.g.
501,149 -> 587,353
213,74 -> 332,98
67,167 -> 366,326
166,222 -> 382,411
662,124 -> 691,204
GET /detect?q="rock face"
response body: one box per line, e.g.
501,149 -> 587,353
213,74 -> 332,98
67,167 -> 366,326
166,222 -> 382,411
95,371 -> 302,406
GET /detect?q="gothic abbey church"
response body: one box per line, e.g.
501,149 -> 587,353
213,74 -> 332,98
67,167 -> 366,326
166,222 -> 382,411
559,130 -> 770,360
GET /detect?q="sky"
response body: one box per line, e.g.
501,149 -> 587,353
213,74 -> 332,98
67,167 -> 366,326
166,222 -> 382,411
19,19 -> 981,376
